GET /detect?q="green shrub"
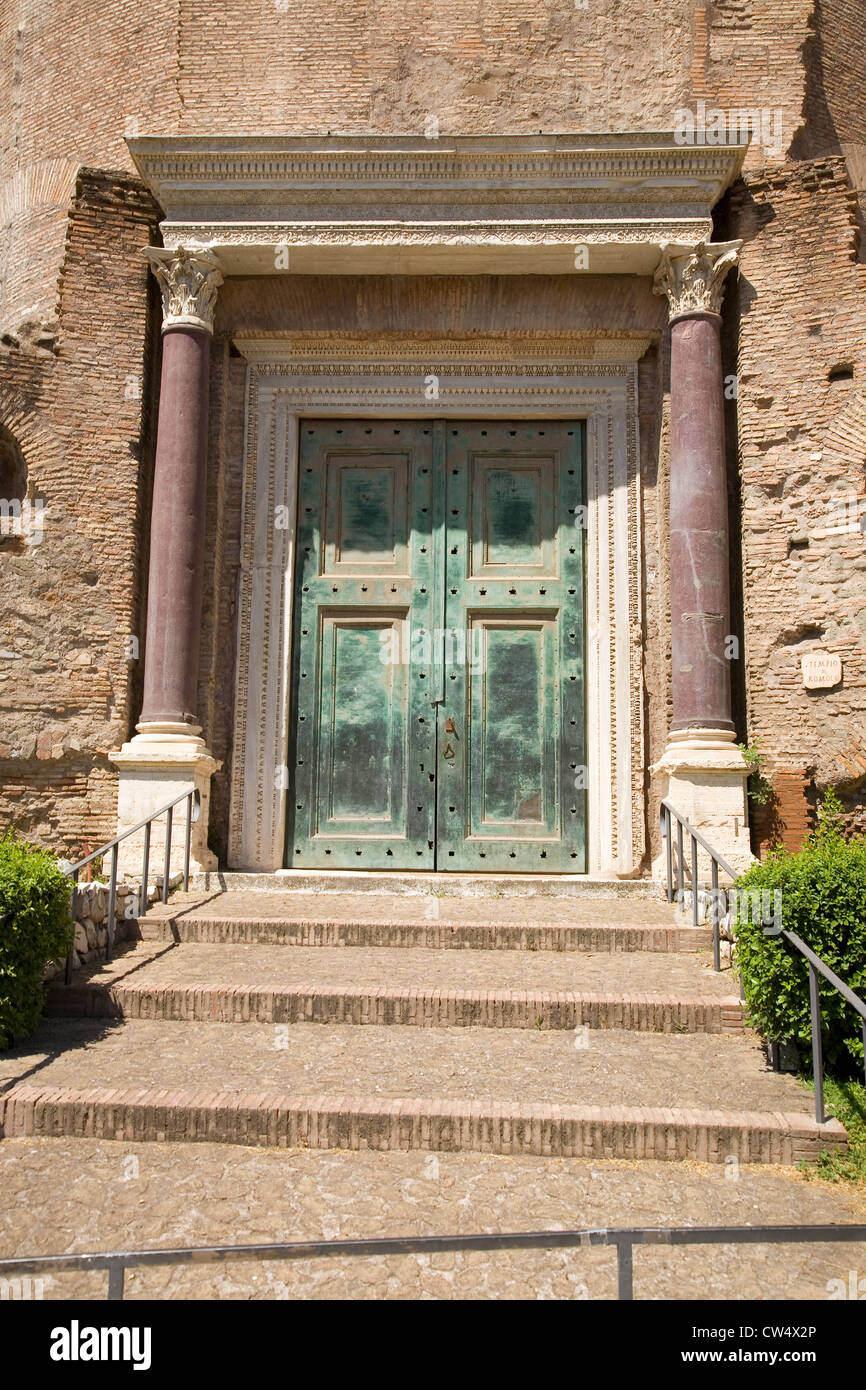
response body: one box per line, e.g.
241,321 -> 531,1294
0,831 -> 73,1046
734,791 -> 866,1077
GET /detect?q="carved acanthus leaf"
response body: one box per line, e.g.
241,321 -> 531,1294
144,245 -> 223,333
653,240 -> 742,319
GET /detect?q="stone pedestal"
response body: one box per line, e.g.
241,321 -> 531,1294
653,730 -> 752,877
653,241 -> 751,879
113,247 -> 223,871
113,735 -> 219,879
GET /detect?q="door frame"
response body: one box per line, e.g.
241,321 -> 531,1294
228,331 -> 651,877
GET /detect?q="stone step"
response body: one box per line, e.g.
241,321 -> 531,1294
0,1083 -> 842,1165
191,871 -> 664,900
46,942 -> 741,1033
141,890 -> 709,953
47,981 -> 743,1034
0,1018 -> 844,1163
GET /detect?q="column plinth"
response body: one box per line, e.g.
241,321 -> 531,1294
652,241 -> 752,875
112,246 -> 223,876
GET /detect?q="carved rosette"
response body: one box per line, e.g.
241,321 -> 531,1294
652,239 -> 742,321
144,245 -> 223,334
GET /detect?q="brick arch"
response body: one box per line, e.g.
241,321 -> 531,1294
0,421 -> 27,501
0,381 -> 67,494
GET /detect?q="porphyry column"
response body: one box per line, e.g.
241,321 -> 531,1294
112,246 -> 223,875
652,240 -> 752,872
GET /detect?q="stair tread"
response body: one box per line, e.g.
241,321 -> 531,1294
60,941 -> 735,998
154,889 -> 682,927
1,1018 -> 809,1118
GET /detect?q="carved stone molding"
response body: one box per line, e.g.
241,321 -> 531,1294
144,245 -> 223,334
127,134 -> 747,278
227,332 -> 647,878
652,240 -> 742,320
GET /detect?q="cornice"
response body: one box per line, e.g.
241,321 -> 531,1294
127,133 -> 746,278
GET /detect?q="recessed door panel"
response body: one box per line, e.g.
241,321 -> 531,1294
474,618 -> 557,832
317,615 -> 407,830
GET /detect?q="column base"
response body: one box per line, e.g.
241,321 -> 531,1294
111,732 -> 221,880
652,728 -> 753,880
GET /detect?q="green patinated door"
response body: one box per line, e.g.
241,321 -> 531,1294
286,420 -> 585,871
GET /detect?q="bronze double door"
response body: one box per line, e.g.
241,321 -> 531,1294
286,419 -> 586,871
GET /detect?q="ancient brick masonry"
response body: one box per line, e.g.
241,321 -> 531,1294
2,0 -> 866,853
0,172 -> 161,854
727,157 -> 866,836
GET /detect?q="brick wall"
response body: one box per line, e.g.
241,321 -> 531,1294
2,0 -> 866,859
726,157 -> 866,841
0,171 -> 161,855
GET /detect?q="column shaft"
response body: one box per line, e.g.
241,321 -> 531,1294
139,326 -> 210,728
668,310 -> 734,734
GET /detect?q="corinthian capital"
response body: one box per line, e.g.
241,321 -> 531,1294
653,240 -> 742,320
144,245 -> 223,334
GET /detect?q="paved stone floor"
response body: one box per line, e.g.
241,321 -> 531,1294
0,1018 -> 811,1114
1,1138 -> 863,1300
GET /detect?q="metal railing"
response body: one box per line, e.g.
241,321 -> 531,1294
773,927 -> 866,1124
660,798 -> 866,1125
1,1224 -> 865,1301
62,788 -> 200,977
660,798 -> 737,972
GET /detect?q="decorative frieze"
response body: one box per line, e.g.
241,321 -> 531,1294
144,245 -> 223,334
652,239 -> 742,320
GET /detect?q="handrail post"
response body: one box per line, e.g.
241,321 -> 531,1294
809,962 -> 825,1124
162,807 -> 173,904
615,1236 -> 634,1300
183,791 -> 193,892
106,843 -> 118,963
690,834 -> 698,929
140,821 -> 151,918
710,858 -> 720,972
66,869 -> 79,984
676,819 -> 684,911
107,1261 -> 125,1301
662,805 -> 673,904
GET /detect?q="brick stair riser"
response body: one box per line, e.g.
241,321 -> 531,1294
46,985 -> 744,1034
0,1087 -> 845,1164
140,919 -> 712,952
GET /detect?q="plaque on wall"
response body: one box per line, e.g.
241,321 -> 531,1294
801,651 -> 842,689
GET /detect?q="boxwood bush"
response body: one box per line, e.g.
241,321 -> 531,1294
734,791 -> 866,1077
0,831 -> 73,1046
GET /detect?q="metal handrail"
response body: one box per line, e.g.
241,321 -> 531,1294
661,798 -> 866,1125
62,788 -> 200,978
1,1223 -> 864,1301
660,798 -> 736,971
770,927 -> 866,1124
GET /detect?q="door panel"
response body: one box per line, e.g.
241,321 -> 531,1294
287,421 -> 436,869
287,419 -> 585,871
438,422 -> 586,871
